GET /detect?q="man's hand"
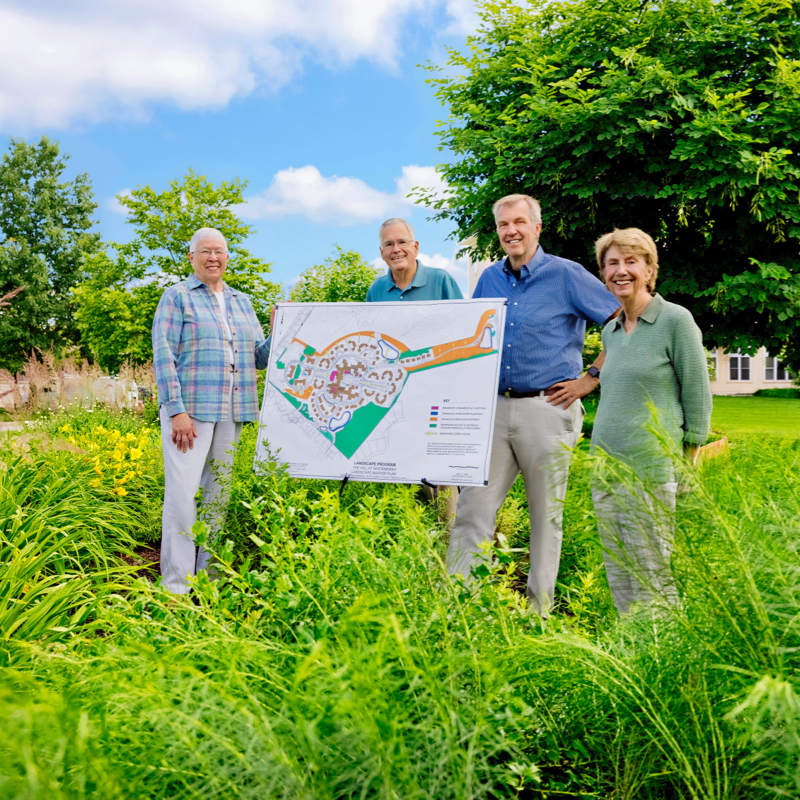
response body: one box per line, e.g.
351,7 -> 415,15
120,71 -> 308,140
546,374 -> 599,409
171,412 -> 197,453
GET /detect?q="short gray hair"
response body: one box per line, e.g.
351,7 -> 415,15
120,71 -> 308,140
492,194 -> 542,226
378,218 -> 416,243
189,227 -> 228,253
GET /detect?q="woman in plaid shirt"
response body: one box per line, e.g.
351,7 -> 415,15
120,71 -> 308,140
152,227 -> 272,594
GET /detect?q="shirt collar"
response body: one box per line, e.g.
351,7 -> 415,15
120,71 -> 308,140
611,293 -> 665,329
502,245 -> 545,278
389,259 -> 427,293
186,273 -> 238,295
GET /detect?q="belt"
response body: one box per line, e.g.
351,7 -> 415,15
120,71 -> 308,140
501,388 -> 559,398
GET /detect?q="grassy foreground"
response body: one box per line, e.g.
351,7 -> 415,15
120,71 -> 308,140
1,408 -> 800,798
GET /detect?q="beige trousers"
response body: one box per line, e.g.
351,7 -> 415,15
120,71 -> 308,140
159,380 -> 242,594
592,482 -> 678,615
447,394 -> 583,610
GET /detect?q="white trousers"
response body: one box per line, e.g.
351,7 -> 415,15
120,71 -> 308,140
592,482 -> 678,615
159,380 -> 242,594
447,395 -> 583,610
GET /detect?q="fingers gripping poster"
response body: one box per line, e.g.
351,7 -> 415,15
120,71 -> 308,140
254,300 -> 506,486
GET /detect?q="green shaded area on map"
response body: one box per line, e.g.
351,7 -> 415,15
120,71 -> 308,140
333,402 -> 395,459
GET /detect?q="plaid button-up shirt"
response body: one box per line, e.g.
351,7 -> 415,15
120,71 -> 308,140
152,274 -> 271,422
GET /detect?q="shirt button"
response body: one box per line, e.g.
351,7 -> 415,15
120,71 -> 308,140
506,366 -> 510,369
514,302 -> 518,306
510,323 -> 514,326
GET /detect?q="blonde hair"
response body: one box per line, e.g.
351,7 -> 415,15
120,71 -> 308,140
595,227 -> 659,294
492,194 -> 542,225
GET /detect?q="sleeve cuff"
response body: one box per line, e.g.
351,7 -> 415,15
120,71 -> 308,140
683,430 -> 708,445
162,398 -> 186,417
255,336 -> 272,370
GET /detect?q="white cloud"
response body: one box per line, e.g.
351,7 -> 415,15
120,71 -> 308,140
108,188 -> 132,215
237,163 -> 449,226
0,0 -> 475,129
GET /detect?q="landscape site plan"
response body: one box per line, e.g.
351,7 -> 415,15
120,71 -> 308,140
255,300 -> 506,485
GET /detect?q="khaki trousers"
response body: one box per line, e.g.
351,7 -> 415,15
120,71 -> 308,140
592,482 -> 678,615
159,380 -> 242,594
447,394 -> 583,610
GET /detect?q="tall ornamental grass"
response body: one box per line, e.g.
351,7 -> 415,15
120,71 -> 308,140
0,412 -> 798,798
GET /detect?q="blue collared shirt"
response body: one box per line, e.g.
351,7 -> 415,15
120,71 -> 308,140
366,260 -> 464,302
474,247 -> 620,393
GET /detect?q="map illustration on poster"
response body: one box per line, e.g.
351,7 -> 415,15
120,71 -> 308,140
254,300 -> 506,486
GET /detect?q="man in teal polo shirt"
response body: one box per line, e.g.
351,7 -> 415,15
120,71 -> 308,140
366,218 -> 463,302
366,217 -> 463,525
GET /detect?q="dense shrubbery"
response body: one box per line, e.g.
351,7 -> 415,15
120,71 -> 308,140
1,407 -> 799,798
754,388 -> 799,399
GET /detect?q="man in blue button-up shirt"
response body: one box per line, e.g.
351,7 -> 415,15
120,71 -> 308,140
447,195 -> 620,613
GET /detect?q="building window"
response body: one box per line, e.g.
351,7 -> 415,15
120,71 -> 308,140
729,351 -> 750,381
765,355 -> 791,382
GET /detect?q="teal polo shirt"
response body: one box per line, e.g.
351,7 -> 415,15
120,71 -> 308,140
366,260 -> 464,302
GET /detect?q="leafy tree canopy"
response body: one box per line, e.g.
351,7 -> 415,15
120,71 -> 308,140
425,0 -> 800,369
290,246 -> 380,303
0,136 -> 100,372
73,170 -> 280,373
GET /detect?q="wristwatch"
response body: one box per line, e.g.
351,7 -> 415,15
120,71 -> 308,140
587,365 -> 601,379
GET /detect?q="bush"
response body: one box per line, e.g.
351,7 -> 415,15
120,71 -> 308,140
290,246 -> 380,303
754,388 -> 800,399
2,406 -> 800,797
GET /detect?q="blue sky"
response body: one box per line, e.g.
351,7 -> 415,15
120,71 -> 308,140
0,0 -> 483,293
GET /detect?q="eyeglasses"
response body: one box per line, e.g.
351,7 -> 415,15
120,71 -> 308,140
380,238 -> 413,249
196,249 -> 228,257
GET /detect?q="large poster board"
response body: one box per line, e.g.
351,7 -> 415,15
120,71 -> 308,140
254,299 -> 506,486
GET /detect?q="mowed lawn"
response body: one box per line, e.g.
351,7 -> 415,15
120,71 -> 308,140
712,396 -> 800,438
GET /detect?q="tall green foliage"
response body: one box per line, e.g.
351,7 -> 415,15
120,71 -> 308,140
425,0 -> 800,369
290,246 -> 379,303
73,171 -> 280,372
0,137 -> 100,372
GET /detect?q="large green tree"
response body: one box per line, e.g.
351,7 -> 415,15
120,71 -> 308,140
425,0 -> 800,369
73,171 -> 280,372
0,137 -> 100,372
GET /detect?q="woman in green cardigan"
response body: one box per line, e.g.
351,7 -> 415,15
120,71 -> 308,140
591,228 -> 712,614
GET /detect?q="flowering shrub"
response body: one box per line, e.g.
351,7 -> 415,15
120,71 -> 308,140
57,423 -> 157,497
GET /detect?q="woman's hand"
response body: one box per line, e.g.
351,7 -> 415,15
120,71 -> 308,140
171,413 -> 197,453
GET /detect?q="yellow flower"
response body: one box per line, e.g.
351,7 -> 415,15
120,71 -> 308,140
59,424 -> 71,434
129,447 -> 143,460
113,486 -> 128,496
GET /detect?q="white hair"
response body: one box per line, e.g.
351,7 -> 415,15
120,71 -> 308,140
378,218 -> 416,243
189,227 -> 228,253
492,194 -> 542,225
